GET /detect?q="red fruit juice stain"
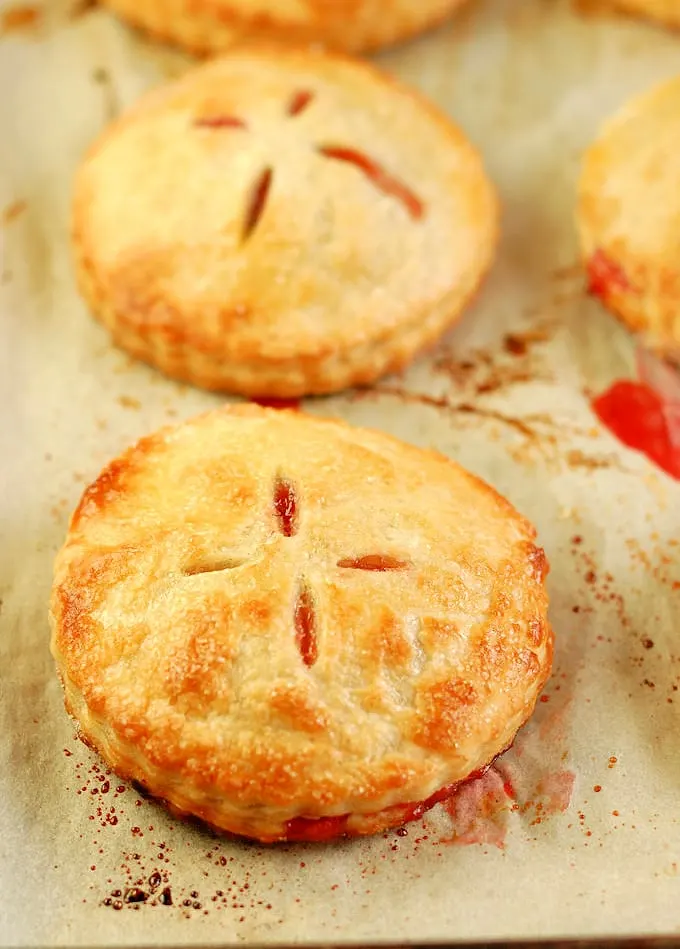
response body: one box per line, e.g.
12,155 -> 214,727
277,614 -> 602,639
592,381 -> 680,479
586,249 -> 630,300
440,768 -> 515,849
250,397 -> 301,411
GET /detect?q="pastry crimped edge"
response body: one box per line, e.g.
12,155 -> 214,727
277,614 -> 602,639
100,0 -> 471,56
73,235 -> 494,397
577,73 -> 680,362
607,0 -> 680,30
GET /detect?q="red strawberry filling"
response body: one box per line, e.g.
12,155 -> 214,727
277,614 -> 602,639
294,584 -> 317,668
282,770 -> 491,842
586,249 -> 630,300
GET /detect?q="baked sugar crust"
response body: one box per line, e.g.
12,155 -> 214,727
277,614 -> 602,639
99,0 -> 472,57
50,405 -> 553,842
605,0 -> 680,30
72,46 -> 498,397
578,73 -> 680,361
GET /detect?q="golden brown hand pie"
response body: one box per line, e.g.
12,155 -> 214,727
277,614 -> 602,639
602,0 -> 680,30
50,405 -> 553,843
72,47 -> 498,398
578,74 -> 680,362
99,0 -> 472,56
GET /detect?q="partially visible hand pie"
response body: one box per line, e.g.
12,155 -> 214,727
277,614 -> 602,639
578,74 -> 680,361
603,0 -> 680,30
50,405 -> 553,843
73,47 -> 498,398
100,0 -> 472,56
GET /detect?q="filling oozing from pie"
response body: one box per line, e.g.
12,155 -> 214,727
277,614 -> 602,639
586,248 -> 631,300
281,769 -> 491,842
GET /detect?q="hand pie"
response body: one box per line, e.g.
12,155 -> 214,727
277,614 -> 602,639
578,74 -> 680,362
72,47 -> 498,398
99,0 -> 472,56
50,405 -> 553,843
602,0 -> 680,29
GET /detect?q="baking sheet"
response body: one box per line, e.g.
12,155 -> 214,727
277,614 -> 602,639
2,0 -> 680,943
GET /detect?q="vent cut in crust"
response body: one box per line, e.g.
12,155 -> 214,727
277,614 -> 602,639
99,0 -> 473,56
50,405 -> 553,843
578,73 -> 680,362
72,46 -> 498,398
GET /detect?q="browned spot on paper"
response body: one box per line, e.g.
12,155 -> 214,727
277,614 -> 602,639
2,200 -> 26,224
367,386 -> 450,411
0,4 -> 40,33
625,537 -> 680,593
550,262 -> 582,282
503,334 -> 529,357
456,403 -> 537,440
462,364 -> 539,396
434,325 -> 553,397
565,449 -> 619,472
92,67 -> 120,121
364,385 -> 551,442
502,327 -> 552,357
117,395 -> 141,410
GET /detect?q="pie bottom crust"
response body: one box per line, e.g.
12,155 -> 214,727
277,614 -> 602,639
64,674 -> 519,843
100,0 -> 469,57
59,660 -> 542,843
74,235 -> 490,398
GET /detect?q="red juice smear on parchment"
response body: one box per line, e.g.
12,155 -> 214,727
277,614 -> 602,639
438,764 -> 576,848
592,382 -> 680,479
440,768 -> 512,848
591,348 -> 680,480
526,771 -> 576,826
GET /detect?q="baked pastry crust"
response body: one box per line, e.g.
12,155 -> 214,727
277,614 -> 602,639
50,405 -> 553,842
99,0 -> 472,56
72,46 -> 498,398
578,74 -> 680,361
604,0 -> 680,30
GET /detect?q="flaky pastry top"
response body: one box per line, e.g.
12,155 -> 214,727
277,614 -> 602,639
50,406 -> 552,839
609,0 -> 680,28
578,74 -> 680,354
99,0 -> 470,55
73,47 -> 497,366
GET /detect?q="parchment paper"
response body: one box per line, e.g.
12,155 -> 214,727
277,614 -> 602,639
2,0 -> 680,943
